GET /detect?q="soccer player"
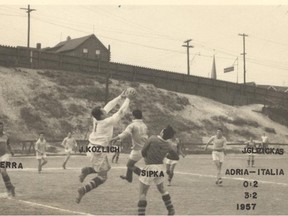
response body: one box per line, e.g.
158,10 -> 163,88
76,90 -> 130,204
110,109 -> 148,183
138,125 -> 179,215
165,137 -> 185,186
0,122 -> 15,197
245,137 -> 256,167
111,141 -> 122,164
261,133 -> 269,149
61,132 -> 78,169
205,128 -> 227,185
35,133 -> 48,173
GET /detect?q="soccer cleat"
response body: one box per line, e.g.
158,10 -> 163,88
120,175 -> 132,183
76,187 -> 85,204
218,178 -> 223,185
168,209 -> 175,215
79,174 -> 85,183
79,168 -> 88,183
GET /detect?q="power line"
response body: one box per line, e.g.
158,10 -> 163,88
0,13 -> 25,17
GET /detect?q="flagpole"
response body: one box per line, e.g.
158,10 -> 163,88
236,57 -> 239,83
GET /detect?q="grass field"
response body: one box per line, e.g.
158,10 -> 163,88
0,153 -> 288,215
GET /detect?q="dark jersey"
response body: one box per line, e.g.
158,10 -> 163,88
141,135 -> 179,165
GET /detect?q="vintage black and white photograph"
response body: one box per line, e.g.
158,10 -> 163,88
0,0 -> 288,215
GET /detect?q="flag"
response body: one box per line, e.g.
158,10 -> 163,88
224,66 -> 234,73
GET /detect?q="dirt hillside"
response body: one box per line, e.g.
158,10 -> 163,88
0,66 -> 287,144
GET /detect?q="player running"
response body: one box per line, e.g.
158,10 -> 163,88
76,90 -> 131,204
110,109 -> 148,183
205,128 -> 227,186
165,137 -> 185,186
61,132 -> 78,169
35,133 -> 48,173
138,125 -> 178,215
0,122 -> 15,197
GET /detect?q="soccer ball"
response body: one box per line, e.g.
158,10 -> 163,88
125,87 -> 137,98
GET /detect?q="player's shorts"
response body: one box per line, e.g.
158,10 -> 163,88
87,143 -> 111,173
165,158 -> 178,165
36,153 -> 47,160
212,150 -> 225,162
139,164 -> 165,186
65,148 -> 73,153
129,150 -> 142,162
0,154 -> 10,162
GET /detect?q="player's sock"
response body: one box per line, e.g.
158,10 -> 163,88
247,160 -> 250,166
83,176 -> 104,193
79,167 -> 96,183
41,160 -> 47,166
252,160 -> 255,167
125,168 -> 133,182
112,154 -> 115,163
115,155 -> 119,163
76,176 -> 105,204
168,172 -> 174,182
2,174 -> 15,195
162,193 -> 175,215
138,200 -> 147,215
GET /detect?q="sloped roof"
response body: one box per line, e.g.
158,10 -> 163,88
54,35 -> 92,53
51,34 -> 108,53
258,84 -> 288,92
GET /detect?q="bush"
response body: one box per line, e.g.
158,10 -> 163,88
211,116 -> 258,128
74,86 -> 106,101
20,107 -> 45,131
31,93 -> 66,118
264,127 -> 276,134
233,129 -> 256,139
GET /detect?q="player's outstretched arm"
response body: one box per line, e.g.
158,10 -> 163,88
223,138 -> 227,155
103,90 -> 126,113
205,136 -> 214,150
141,138 -> 151,157
110,97 -> 130,123
109,136 -> 120,146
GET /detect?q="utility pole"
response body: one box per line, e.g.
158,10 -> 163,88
20,5 -> 36,48
182,39 -> 193,75
238,33 -> 248,84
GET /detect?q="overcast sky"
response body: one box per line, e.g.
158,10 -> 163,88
1,1 -> 288,86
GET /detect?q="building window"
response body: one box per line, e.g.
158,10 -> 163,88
83,48 -> 88,54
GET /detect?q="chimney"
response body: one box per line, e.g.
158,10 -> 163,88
211,55 -> 217,80
36,43 -> 41,50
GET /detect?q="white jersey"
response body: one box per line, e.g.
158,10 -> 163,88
261,136 -> 269,143
208,135 -> 227,151
118,119 -> 148,150
35,138 -> 47,153
89,96 -> 130,147
62,137 -> 77,149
